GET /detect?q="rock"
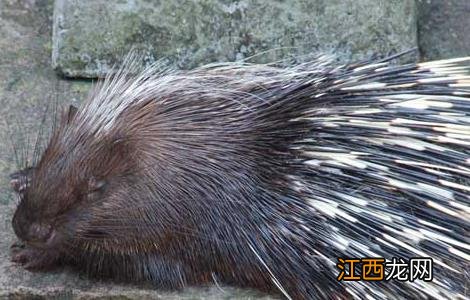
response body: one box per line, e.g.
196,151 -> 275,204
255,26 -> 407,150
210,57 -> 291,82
418,0 -> 470,60
52,0 -> 418,78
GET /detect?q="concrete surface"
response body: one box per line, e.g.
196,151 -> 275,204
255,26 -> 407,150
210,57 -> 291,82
52,0 -> 418,78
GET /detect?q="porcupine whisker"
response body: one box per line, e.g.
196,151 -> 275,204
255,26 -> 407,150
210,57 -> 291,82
10,114 -> 28,170
32,99 -> 53,168
4,119 -> 21,170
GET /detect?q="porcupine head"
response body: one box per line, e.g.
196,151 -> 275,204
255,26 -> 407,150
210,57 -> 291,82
9,54 -> 470,299
9,56 -> 316,295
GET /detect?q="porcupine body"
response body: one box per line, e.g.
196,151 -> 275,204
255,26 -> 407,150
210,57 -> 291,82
9,52 -> 470,299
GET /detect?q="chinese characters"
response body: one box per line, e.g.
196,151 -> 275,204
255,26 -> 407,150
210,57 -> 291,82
337,257 -> 433,282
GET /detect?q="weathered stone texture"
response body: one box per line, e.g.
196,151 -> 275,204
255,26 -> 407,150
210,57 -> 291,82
418,0 -> 470,60
52,0 -> 418,78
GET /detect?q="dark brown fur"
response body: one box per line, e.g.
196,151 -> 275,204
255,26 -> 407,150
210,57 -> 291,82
10,67 -> 319,298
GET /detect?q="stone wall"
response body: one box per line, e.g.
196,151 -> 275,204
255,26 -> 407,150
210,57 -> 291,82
52,0 -> 419,78
51,0 -> 470,79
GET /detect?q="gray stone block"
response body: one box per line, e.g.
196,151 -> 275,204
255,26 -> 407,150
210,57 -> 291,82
418,0 -> 470,60
52,0 -> 418,78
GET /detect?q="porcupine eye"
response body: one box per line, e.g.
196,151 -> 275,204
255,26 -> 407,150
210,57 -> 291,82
88,177 -> 106,193
83,177 -> 107,203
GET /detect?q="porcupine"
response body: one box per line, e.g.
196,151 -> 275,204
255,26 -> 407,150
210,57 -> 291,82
8,51 -> 470,299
